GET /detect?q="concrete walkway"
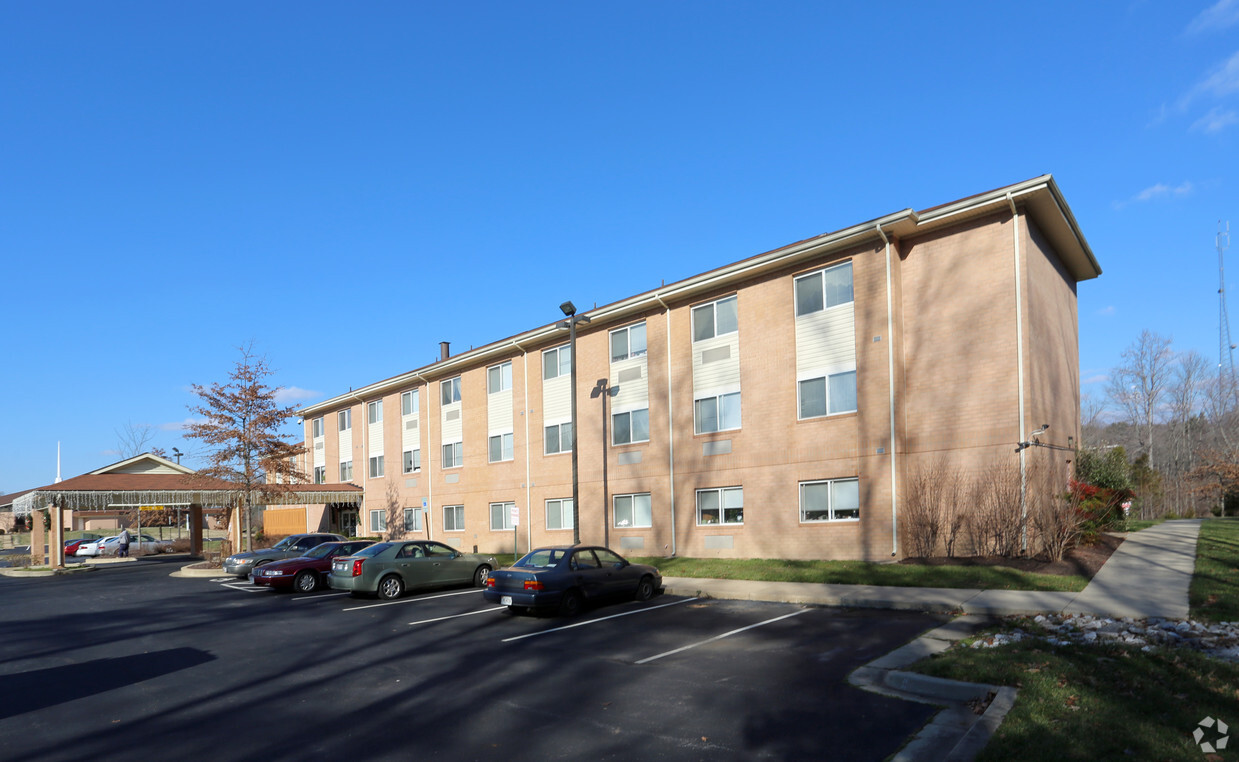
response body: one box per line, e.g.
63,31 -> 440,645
663,519 -> 1204,619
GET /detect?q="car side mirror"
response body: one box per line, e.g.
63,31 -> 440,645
613,561 -> 625,570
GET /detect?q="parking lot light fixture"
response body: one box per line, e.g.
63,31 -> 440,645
556,300 -> 590,544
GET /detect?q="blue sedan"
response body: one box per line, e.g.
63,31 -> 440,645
483,545 -> 662,616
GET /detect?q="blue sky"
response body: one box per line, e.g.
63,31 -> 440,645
2,2 -> 1238,491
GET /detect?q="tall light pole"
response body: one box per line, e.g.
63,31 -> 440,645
557,301 -> 590,545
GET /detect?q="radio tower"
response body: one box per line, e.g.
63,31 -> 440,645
1220,221 -> 1235,401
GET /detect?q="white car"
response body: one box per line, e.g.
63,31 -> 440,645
76,534 -> 172,557
75,536 -> 117,557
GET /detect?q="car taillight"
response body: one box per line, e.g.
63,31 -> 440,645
351,559 -> 364,577
484,577 -> 496,588
523,579 -> 543,591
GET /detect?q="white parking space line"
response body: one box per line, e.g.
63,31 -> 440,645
409,607 -> 507,626
221,582 -> 272,594
293,592 -> 350,601
342,588 -> 482,611
500,598 -> 698,643
634,608 -> 811,664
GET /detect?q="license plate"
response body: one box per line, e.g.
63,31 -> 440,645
501,596 -> 513,606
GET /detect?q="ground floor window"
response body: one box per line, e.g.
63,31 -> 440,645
443,504 -> 464,532
613,493 -> 652,528
546,498 -> 574,530
490,501 -> 516,531
697,486 -> 743,525
403,507 -> 421,532
369,509 -> 386,533
799,478 -> 860,522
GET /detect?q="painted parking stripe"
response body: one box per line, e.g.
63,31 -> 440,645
342,588 -> 482,611
293,591 -> 350,601
500,598 -> 698,643
409,607 -> 508,626
634,608 -> 812,664
221,582 -> 273,594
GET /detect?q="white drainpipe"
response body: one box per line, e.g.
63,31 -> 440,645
655,292 -> 676,557
876,224 -> 899,557
1007,193 -> 1029,552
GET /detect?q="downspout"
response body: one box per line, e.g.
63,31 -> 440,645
349,390 -> 366,538
1007,193 -> 1029,553
511,340 -> 532,556
655,292 -> 676,557
876,224 -> 899,557
414,374 -> 431,541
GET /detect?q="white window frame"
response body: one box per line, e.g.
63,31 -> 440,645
691,295 -> 739,343
367,400 -> 382,425
613,493 -> 652,528
339,460 -> 353,482
443,504 -> 465,532
797,370 -> 858,419
488,432 -> 514,463
544,422 -> 573,455
545,498 -> 574,531
368,455 -> 385,478
610,322 -> 647,363
488,361 -> 513,393
696,486 -> 743,526
542,344 -> 571,380
794,261 -> 854,318
694,392 -> 741,434
440,377 -> 462,406
312,465 -> 325,484
612,408 -> 650,445
338,409 -> 351,431
403,507 -> 422,532
401,389 -> 420,417
442,441 -> 463,469
311,417 -> 324,438
489,501 -> 516,531
369,509 -> 386,534
799,478 -> 860,523
403,449 -> 421,474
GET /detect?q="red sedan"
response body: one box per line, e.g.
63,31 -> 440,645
251,540 -> 375,593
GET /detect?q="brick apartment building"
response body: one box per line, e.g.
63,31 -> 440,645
270,175 -> 1100,561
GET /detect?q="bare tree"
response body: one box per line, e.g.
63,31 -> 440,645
1106,331 -> 1174,464
115,421 -> 157,459
1164,351 -> 1209,514
1079,393 -> 1106,448
184,345 -> 308,552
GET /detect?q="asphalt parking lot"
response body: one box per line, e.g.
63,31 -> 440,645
0,557 -> 946,761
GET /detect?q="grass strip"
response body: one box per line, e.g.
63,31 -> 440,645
1190,517 -> 1239,624
909,631 -> 1239,761
627,555 -> 1088,592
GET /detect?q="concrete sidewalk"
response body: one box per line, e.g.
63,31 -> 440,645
663,519 -> 1204,619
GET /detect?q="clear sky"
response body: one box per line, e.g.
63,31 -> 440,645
2,2 -> 1237,492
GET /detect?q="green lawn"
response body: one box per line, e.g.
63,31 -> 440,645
628,555 -> 1089,592
910,634 -> 1239,761
1190,517 -> 1239,623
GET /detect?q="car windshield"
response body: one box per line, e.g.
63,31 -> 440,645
303,544 -> 335,559
353,543 -> 392,558
514,549 -> 568,569
272,537 -> 296,550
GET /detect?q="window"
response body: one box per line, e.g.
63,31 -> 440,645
401,389 -> 419,417
612,408 -> 650,445
798,371 -> 858,418
800,478 -> 860,522
488,432 -> 514,463
312,466 -> 325,484
488,361 -> 513,393
614,493 -> 652,528
544,422 -> 573,454
369,509 -> 386,533
697,487 -> 743,525
610,322 -> 647,362
442,441 -> 463,468
403,449 -> 421,473
490,501 -> 516,531
546,498 -> 574,530
694,392 -> 741,434
369,455 -> 385,478
338,409 -> 351,431
542,345 -> 571,380
692,295 -> 738,342
443,504 -> 464,532
440,377 -> 461,406
367,401 -> 382,425
339,460 -> 353,481
403,507 -> 421,532
311,418 -> 324,438
794,262 -> 854,317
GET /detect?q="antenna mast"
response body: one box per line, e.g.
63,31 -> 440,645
1220,221 -> 1235,399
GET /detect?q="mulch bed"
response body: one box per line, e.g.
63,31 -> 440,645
898,533 -> 1124,579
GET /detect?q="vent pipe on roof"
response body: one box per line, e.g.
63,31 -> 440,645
440,342 -> 450,361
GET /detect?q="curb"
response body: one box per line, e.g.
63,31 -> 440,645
0,564 -> 96,577
171,563 -> 228,579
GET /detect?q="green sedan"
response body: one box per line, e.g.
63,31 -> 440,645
327,540 -> 497,600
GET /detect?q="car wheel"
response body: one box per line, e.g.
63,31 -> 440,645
473,565 -> 492,587
294,570 -> 318,593
634,575 -> 655,602
377,575 -> 404,600
559,589 -> 583,617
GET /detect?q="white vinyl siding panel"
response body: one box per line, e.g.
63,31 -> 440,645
488,387 -> 513,437
542,374 -> 571,424
610,355 -> 649,412
313,434 -> 325,469
692,332 -> 741,400
339,426 -> 353,466
441,402 -> 463,443
401,413 -> 419,452
795,302 -> 855,378
367,405 -> 384,457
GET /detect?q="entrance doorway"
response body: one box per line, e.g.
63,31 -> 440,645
338,509 -> 359,538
